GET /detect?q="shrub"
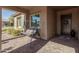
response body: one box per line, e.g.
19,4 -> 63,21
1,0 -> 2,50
3,28 -> 22,36
6,28 -> 13,34
2,29 -> 8,32
11,29 -> 22,36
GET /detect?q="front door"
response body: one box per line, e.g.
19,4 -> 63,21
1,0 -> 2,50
61,14 -> 72,34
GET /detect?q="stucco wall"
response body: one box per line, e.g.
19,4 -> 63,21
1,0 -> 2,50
47,7 -> 56,39
57,8 -> 79,37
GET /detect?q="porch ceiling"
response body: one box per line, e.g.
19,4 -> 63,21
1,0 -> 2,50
49,6 -> 77,11
2,6 -> 29,13
18,6 -> 43,11
3,6 -> 77,12
18,6 -> 77,11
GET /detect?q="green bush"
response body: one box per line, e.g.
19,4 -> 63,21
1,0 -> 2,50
2,29 -> 8,32
11,29 -> 22,36
3,28 -> 22,36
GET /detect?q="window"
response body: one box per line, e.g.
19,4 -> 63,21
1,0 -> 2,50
31,13 -> 40,28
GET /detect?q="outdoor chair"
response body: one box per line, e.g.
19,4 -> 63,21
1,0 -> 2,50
21,28 -> 41,48
21,29 -> 36,36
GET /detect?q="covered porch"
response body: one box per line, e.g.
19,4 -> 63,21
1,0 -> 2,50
0,6 -> 79,53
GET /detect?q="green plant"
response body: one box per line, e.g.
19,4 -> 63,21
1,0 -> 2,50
11,29 -> 22,36
2,29 -> 8,32
3,28 -> 22,36
6,28 -> 13,34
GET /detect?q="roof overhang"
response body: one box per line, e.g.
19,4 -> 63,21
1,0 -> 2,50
18,6 -> 77,11
1,6 -> 78,13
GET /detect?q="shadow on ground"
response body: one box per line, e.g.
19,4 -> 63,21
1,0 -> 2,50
9,39 -> 48,53
50,35 -> 79,53
2,35 -> 79,53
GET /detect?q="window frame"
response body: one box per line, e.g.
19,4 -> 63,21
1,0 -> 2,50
30,12 -> 40,29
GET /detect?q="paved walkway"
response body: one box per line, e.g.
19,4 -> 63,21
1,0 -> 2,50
1,33 -> 79,53
2,32 -> 36,52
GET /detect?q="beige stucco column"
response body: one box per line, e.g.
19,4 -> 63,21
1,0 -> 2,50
25,11 -> 30,31
47,7 -> 56,39
40,7 -> 48,40
0,7 -> 2,52
14,17 -> 18,29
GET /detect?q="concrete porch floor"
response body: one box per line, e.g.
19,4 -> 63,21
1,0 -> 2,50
38,36 -> 79,53
1,33 -> 79,53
